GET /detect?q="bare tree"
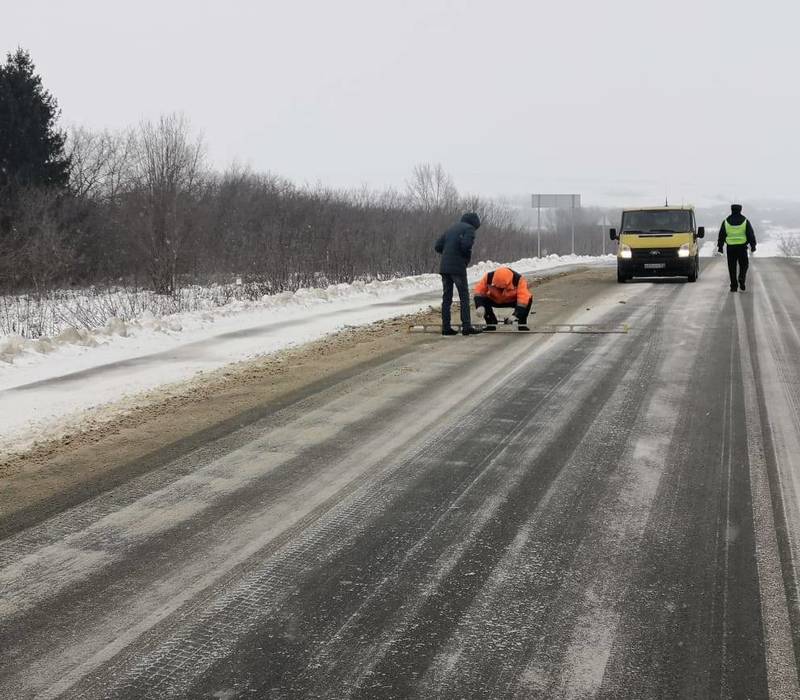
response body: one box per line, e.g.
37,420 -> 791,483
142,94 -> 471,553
406,163 -> 458,212
66,127 -> 105,200
67,126 -> 136,202
132,114 -> 206,293
778,233 -> 800,256
4,139 -> 546,296
11,187 -> 77,292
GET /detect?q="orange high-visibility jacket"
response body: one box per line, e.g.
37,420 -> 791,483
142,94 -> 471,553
473,267 -> 532,306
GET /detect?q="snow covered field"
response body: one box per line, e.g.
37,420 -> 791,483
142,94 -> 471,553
699,225 -> 800,257
0,254 -> 612,456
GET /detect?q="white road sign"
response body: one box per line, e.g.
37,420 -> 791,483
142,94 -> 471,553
531,194 -> 581,209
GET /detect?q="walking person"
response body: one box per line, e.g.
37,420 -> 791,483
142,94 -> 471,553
473,266 -> 533,331
434,212 -> 483,335
718,204 -> 757,292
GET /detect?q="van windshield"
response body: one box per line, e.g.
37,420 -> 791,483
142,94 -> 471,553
622,210 -> 693,233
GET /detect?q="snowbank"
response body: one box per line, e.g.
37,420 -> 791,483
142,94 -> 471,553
0,254 -> 614,456
0,254 -> 609,368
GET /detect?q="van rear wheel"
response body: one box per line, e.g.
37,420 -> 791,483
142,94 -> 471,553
617,270 -> 628,283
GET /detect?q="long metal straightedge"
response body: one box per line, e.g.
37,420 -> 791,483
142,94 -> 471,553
409,323 -> 629,334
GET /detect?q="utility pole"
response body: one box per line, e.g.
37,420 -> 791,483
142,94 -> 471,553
531,194 -> 581,258
570,199 -> 575,256
537,205 -> 541,258
599,214 -> 610,256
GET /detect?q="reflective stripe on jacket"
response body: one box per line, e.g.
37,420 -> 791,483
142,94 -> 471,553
473,267 -> 532,306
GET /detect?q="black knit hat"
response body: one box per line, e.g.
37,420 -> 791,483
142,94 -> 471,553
731,204 -> 743,214
461,212 -> 481,229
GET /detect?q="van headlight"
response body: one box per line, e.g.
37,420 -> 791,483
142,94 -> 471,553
619,244 -> 632,259
678,244 -> 691,258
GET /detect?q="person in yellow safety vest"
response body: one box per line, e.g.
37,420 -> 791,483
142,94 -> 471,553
473,267 -> 533,331
717,203 -> 757,292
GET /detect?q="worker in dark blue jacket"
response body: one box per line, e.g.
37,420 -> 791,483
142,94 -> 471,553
434,213 -> 483,336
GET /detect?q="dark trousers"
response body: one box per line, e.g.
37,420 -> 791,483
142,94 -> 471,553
441,273 -> 471,328
474,296 -> 533,324
726,244 -> 749,288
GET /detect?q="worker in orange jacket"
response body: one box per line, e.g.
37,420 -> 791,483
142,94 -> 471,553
473,267 -> 533,331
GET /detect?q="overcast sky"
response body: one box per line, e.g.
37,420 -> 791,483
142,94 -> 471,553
4,0 -> 800,206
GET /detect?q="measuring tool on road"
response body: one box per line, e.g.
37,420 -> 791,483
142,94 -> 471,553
409,323 -> 629,334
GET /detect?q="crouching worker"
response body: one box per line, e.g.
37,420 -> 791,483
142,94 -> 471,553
473,267 -> 533,331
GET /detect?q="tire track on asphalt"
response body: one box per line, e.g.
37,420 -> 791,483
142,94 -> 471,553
66,301 -> 655,699
420,313 -> 665,700
211,289 -> 673,700
0,337 -> 551,697
301,307 -> 664,700
0,359 -> 463,619
738,261 -> 800,696
418,273 -> 721,699
593,257 -> 768,698
0,345 -> 418,540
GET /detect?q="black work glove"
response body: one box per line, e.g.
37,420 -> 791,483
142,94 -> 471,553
751,245 -> 756,253
717,246 -> 724,254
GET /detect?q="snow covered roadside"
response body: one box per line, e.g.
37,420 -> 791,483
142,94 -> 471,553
0,254 -> 612,457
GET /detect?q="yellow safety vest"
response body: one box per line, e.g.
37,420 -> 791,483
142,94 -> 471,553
724,219 -> 748,245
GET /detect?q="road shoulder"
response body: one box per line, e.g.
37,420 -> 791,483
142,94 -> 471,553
0,267 -> 613,536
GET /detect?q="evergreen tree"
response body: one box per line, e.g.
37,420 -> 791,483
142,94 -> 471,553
0,48 -> 70,192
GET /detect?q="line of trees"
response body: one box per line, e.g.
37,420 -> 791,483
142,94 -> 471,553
1,50 -> 547,296
10,48 -> 797,299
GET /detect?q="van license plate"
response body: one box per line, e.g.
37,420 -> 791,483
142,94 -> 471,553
644,263 -> 666,269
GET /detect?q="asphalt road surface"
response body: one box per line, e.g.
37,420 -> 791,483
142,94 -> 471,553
2,257 -> 800,699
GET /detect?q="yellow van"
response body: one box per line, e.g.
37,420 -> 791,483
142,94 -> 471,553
609,206 -> 705,283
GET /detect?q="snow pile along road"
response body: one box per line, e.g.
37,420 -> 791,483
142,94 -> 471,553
0,254 -> 612,457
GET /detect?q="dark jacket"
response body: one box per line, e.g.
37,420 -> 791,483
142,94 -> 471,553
434,213 -> 480,275
718,205 -> 757,251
